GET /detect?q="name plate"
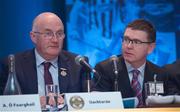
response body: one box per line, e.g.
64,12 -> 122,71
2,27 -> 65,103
65,92 -> 124,111
0,94 -> 41,111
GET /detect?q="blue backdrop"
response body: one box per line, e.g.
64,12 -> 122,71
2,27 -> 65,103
0,0 -> 66,58
0,0 -> 179,67
66,0 -> 179,67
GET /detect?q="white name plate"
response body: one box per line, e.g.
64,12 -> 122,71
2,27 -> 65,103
0,94 -> 41,111
65,92 -> 124,111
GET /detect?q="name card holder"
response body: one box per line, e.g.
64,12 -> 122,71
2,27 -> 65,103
0,94 -> 41,111
65,92 -> 124,111
145,81 -> 164,97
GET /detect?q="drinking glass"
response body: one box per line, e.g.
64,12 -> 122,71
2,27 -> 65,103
45,84 -> 59,111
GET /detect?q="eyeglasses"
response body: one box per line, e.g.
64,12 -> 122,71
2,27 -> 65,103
122,37 -> 153,46
33,31 -> 65,39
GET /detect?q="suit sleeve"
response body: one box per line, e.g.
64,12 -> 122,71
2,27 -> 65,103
92,62 -> 114,92
163,64 -> 180,94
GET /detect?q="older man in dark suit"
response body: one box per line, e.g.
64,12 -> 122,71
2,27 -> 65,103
0,12 -> 87,106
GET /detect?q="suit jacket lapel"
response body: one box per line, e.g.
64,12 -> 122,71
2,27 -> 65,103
21,49 -> 38,94
118,57 -> 135,98
58,52 -> 70,93
142,62 -> 154,102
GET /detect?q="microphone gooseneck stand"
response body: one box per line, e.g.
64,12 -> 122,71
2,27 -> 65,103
86,71 -> 91,93
111,55 -> 119,91
114,71 -> 119,91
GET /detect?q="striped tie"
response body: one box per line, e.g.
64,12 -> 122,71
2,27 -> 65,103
131,69 -> 143,107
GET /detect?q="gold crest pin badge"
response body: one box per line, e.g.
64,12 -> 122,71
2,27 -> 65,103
60,68 -> 67,76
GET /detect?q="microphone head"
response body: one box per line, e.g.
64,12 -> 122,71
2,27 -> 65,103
75,55 -> 97,74
75,55 -> 85,65
8,54 -> 15,61
110,55 -> 118,61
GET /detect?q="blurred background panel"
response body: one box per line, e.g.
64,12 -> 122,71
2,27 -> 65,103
66,0 -> 180,66
0,0 -> 66,57
0,0 -> 179,67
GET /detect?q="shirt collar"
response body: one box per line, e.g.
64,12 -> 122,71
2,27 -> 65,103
35,49 -> 58,68
125,61 -> 146,76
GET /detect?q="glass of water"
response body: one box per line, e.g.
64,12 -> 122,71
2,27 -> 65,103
45,84 -> 59,111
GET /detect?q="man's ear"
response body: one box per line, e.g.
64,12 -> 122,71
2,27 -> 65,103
30,31 -> 37,44
147,43 -> 155,54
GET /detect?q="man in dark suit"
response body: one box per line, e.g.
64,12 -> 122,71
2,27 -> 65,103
0,50 -> 86,94
0,12 -> 87,105
163,60 -> 180,94
93,19 -> 173,107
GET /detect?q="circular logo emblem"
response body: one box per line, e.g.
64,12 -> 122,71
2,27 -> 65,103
69,95 -> 84,110
60,70 -> 67,76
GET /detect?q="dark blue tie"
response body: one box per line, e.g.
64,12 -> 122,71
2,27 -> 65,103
131,69 -> 144,107
43,62 -> 53,85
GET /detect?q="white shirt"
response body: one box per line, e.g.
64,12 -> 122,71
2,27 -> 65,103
35,49 -> 59,96
125,61 -> 146,92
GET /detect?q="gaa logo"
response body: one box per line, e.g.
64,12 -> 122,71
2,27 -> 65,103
69,95 -> 84,110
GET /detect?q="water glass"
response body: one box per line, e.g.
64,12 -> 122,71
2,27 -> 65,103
45,84 -> 59,111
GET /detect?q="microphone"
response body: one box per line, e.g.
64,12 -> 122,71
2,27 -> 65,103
153,74 -> 158,96
110,55 -> 119,91
75,55 -> 96,74
75,55 -> 96,93
110,55 -> 119,75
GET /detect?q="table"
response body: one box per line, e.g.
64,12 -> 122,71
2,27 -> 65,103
77,108 -> 180,112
